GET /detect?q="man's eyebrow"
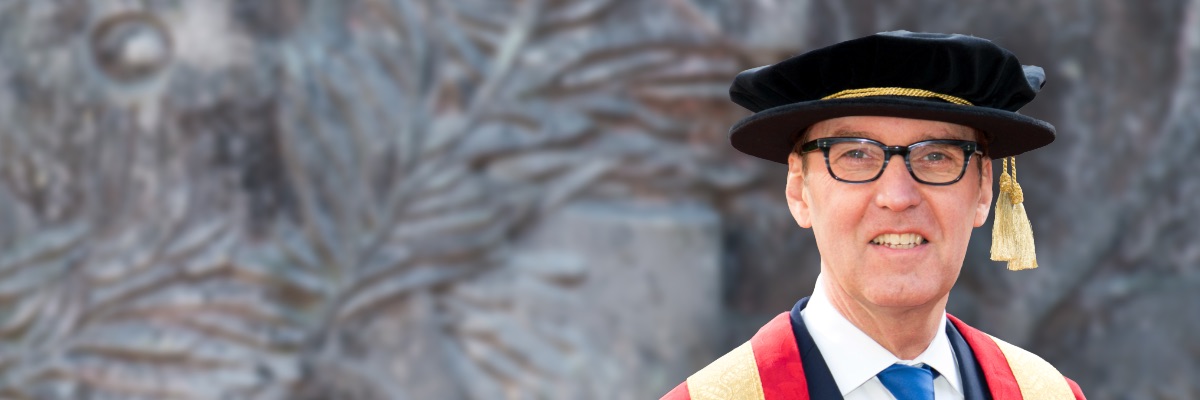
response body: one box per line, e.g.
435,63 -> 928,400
821,129 -> 972,141
825,130 -> 873,138
920,130 -> 974,141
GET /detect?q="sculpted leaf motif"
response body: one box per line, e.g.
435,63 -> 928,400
0,212 -> 289,399
226,0 -> 753,398
0,4 -> 295,398
0,0 -> 764,398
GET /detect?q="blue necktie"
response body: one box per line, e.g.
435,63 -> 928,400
877,363 -> 936,400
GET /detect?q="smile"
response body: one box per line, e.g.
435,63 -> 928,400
870,233 -> 927,249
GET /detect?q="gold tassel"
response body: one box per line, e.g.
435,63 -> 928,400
990,157 -> 1038,270
990,167 -> 1016,261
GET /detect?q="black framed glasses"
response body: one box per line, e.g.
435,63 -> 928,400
799,137 -> 982,185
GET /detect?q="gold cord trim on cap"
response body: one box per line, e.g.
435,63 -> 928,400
822,87 -> 973,106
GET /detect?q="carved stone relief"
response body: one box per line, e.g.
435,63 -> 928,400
0,0 -> 1196,399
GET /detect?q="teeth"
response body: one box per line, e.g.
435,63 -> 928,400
871,233 -> 926,249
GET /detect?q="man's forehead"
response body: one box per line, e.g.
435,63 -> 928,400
808,116 -> 977,142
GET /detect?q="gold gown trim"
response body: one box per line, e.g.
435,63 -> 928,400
682,321 -> 1075,400
988,334 -> 1075,399
685,341 -> 766,400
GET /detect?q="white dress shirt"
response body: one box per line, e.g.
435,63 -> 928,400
800,275 -> 964,399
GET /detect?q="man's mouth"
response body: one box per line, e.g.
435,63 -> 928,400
870,233 -> 927,249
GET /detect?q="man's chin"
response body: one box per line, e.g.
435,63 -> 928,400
860,287 -> 948,310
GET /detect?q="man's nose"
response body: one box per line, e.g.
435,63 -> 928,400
874,155 -> 921,211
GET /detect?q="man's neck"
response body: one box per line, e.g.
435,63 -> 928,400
820,278 -> 948,360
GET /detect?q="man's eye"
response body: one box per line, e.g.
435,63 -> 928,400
846,150 -> 870,159
921,152 -> 948,162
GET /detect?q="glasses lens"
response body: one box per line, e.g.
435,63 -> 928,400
827,141 -> 885,182
909,142 -> 968,183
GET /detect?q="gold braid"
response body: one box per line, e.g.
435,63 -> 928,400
822,87 -> 973,106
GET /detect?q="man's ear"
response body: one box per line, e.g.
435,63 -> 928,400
974,156 -> 994,228
786,152 -> 813,228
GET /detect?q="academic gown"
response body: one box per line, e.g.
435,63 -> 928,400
662,298 -> 1086,400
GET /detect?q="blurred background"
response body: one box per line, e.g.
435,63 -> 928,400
0,0 -> 1196,399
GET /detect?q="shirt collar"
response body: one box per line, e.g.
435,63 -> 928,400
801,274 -> 962,396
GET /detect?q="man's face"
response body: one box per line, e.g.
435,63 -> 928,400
785,116 -> 993,309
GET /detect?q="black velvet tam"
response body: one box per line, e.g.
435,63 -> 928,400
729,31 -> 1055,163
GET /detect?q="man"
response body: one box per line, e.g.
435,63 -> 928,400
663,32 -> 1086,399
